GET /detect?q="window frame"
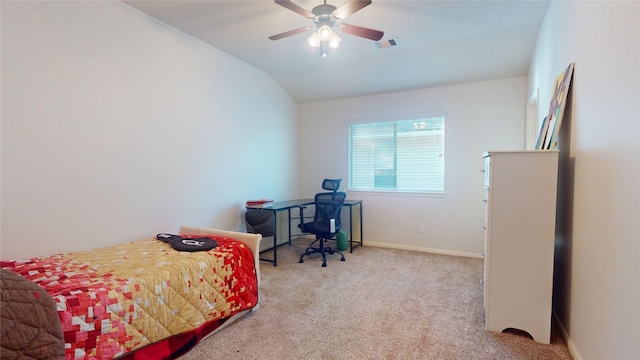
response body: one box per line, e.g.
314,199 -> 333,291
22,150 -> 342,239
347,113 -> 446,195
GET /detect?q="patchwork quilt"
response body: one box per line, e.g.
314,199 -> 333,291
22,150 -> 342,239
1,235 -> 258,360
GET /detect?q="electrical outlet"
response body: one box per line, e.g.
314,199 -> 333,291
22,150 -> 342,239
417,223 -> 424,233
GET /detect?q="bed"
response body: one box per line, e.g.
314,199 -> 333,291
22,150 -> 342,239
0,225 -> 261,360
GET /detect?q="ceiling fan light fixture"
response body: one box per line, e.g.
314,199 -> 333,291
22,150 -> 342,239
308,25 -> 341,50
329,32 -> 341,48
307,32 -> 320,47
271,0 -> 384,57
318,25 -> 333,41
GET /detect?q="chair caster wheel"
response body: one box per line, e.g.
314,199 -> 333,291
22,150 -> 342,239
322,263 -> 327,267
299,259 -> 304,263
340,257 -> 345,261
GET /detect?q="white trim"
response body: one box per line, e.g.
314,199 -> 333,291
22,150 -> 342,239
364,241 -> 483,259
345,111 -> 447,126
553,311 -> 582,360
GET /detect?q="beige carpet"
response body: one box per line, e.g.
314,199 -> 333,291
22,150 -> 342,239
180,238 -> 572,360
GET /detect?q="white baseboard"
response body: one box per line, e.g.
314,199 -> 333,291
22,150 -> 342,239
364,241 -> 483,259
553,311 -> 582,360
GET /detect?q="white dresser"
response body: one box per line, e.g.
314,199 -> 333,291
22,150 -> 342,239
482,150 -> 559,344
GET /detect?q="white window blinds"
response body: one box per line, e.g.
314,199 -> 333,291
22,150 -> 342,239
349,117 -> 445,193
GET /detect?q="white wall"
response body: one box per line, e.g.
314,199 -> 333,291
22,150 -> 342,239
0,1 -> 298,259
529,1 -> 640,359
298,77 -> 527,256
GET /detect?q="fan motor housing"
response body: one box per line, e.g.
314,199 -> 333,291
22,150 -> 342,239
312,4 -> 337,17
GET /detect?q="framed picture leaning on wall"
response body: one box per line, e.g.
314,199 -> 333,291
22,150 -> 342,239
536,63 -> 575,150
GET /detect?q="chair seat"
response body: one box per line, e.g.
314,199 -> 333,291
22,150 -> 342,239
298,222 -> 314,234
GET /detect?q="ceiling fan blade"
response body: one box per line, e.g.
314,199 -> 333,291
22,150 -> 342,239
274,0 -> 315,19
332,0 -> 372,20
269,26 -> 312,40
340,23 -> 384,41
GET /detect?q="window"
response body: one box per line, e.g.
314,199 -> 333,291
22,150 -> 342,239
348,116 -> 445,193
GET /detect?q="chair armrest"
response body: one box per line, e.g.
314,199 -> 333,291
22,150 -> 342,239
296,204 -> 316,234
296,204 -> 308,219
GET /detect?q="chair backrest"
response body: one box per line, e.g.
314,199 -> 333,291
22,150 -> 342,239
313,191 -> 346,235
321,178 -> 342,192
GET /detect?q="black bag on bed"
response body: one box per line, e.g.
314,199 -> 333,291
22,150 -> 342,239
155,233 -> 218,252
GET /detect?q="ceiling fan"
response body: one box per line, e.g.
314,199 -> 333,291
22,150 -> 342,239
269,0 -> 384,54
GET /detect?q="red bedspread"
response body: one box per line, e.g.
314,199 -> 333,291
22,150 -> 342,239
1,235 -> 258,360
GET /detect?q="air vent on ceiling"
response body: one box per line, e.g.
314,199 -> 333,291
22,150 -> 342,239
374,38 -> 398,49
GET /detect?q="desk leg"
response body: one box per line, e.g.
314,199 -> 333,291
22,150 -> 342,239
257,209 -> 279,266
272,211 -> 278,266
287,208 -> 292,245
359,203 -> 363,248
349,205 -> 354,253
348,203 -> 363,253
258,207 -> 295,267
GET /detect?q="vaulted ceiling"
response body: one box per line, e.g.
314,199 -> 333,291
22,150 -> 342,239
123,0 -> 551,103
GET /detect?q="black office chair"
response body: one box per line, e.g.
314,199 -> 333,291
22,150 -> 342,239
298,189 -> 347,267
297,178 -> 342,230
297,178 -> 343,232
